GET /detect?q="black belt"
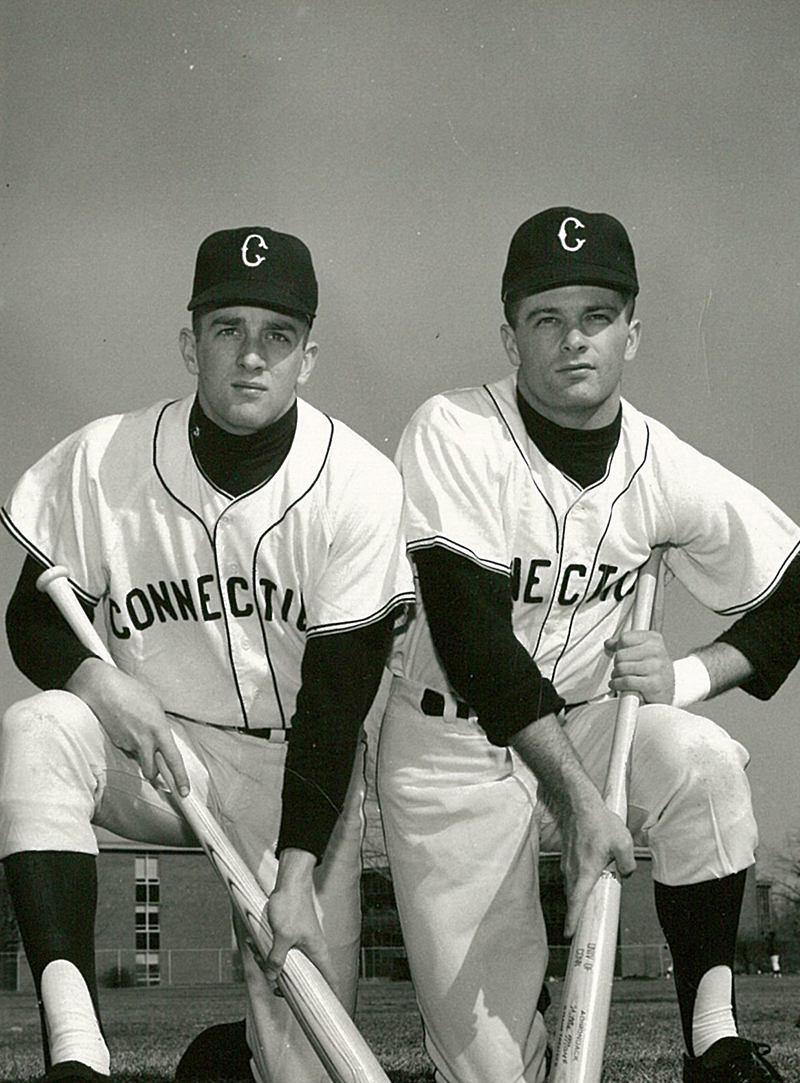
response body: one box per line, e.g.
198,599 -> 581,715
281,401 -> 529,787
420,688 -> 472,719
563,701 -> 588,715
420,689 -> 589,721
166,713 -> 290,741
245,728 -> 290,741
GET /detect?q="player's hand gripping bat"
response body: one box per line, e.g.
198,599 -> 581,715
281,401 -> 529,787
550,549 -> 662,1083
36,564 -> 392,1083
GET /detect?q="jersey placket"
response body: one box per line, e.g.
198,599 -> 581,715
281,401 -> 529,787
213,509 -> 280,730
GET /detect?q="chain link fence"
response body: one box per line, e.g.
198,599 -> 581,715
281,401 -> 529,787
1,948 -> 241,991
4,940 -> 798,991
546,942 -> 674,979
0,943 -> 672,989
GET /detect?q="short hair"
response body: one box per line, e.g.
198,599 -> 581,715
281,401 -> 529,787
504,288 -> 636,329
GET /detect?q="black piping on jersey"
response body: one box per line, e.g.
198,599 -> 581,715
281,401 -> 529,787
560,471 -> 587,494
407,535 -> 511,578
192,448 -> 241,499
714,536 -> 800,616
537,449 -> 622,674
190,427 -> 293,502
247,414 -> 336,729
559,423 -> 619,496
485,384 -> 563,555
304,592 -> 414,638
152,402 -> 251,727
522,411 -> 633,668
150,399 -> 317,732
0,509 -> 101,608
152,402 -> 215,546
485,382 -> 566,663
549,422 -> 653,689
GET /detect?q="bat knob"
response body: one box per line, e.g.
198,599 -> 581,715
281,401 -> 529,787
35,564 -> 72,593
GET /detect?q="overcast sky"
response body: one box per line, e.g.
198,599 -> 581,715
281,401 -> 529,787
1,0 -> 799,862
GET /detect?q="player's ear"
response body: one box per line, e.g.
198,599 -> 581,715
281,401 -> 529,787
296,341 -> 318,388
180,328 -> 199,376
623,317 -> 642,363
500,323 -> 521,369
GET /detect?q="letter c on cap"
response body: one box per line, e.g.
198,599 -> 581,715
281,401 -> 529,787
558,216 -> 586,252
241,234 -> 269,267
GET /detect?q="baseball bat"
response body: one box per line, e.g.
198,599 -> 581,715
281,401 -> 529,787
36,565 -> 391,1083
550,549 -> 662,1083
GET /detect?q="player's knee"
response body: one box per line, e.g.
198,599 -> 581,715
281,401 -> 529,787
637,704 -> 749,793
2,690 -> 99,759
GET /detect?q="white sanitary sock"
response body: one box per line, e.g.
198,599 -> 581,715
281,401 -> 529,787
692,965 -> 738,1058
41,959 -> 110,1074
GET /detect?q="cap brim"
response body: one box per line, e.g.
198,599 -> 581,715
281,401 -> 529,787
503,263 -> 638,303
188,280 -> 315,319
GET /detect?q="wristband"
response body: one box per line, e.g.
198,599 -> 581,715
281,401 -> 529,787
671,654 -> 711,709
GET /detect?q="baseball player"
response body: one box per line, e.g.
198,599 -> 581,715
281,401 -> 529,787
377,207 -> 799,1083
766,931 -> 782,978
0,226 -> 414,1083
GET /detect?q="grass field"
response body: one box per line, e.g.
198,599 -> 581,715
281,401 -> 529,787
2,975 -> 799,1082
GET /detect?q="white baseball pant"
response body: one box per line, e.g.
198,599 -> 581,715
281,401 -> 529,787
0,689 -> 366,1083
377,676 -> 757,1083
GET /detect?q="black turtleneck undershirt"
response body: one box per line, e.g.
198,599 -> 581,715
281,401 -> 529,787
5,397 -> 395,860
188,396 -> 297,496
414,389 -> 800,746
515,390 -> 622,490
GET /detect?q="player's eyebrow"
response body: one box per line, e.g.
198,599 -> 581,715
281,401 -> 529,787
262,317 -> 300,332
207,314 -> 299,333
520,305 -> 567,325
523,301 -> 620,323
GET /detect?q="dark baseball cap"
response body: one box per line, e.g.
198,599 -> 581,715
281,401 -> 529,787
188,227 -> 318,320
502,207 -> 638,305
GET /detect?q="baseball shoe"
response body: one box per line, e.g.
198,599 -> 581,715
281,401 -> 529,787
175,1018 -> 255,1083
39,1063 -> 108,1083
683,1037 -> 783,1081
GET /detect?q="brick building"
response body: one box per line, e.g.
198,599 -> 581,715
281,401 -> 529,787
5,834 -> 766,991
10,828 -> 237,992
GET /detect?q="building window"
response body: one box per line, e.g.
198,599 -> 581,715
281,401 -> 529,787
135,855 -> 160,985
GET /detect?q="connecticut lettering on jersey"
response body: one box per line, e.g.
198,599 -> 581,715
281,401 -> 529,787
107,574 -> 307,638
2,394 -> 414,731
510,558 -> 637,607
393,372 -> 800,705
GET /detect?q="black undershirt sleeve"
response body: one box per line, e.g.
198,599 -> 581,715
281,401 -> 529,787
6,554 -> 98,690
413,546 -> 565,746
277,612 -> 396,860
714,551 -> 800,700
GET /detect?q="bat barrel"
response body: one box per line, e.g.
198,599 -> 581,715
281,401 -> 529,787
551,874 -> 621,1083
551,550 -> 662,1083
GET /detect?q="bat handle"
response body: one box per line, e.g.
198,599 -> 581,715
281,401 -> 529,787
603,549 -> 663,817
628,549 -> 662,634
36,564 -> 74,594
35,564 -> 116,666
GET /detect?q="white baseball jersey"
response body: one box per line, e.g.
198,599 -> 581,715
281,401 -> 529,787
3,394 -> 415,730
391,372 -> 800,704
